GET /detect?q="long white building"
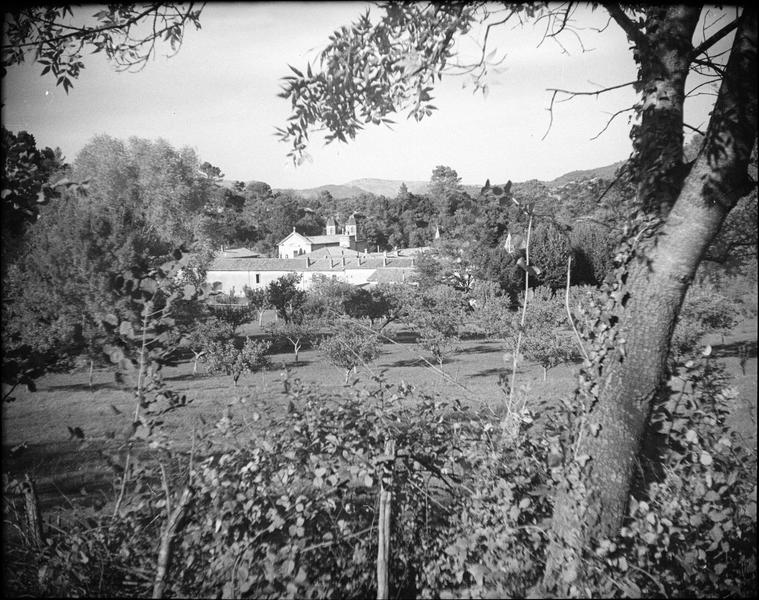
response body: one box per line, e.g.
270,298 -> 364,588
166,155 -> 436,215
207,248 -> 419,295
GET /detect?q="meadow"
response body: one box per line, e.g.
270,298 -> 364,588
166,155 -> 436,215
3,311 -> 756,515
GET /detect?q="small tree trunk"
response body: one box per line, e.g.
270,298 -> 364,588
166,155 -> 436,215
152,486 -> 193,599
22,474 -> 43,547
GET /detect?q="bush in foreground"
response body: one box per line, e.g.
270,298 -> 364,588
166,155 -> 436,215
3,355 -> 755,598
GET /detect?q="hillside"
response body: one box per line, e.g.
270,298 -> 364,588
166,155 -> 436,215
274,183 -> 368,200
248,159 -> 627,200
344,178 -> 429,197
545,160 -> 625,188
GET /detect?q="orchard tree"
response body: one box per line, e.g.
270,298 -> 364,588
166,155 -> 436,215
405,284 -> 466,369
319,321 -> 381,383
267,273 -> 307,324
277,3 -> 758,593
182,317 -> 235,376
267,320 -> 319,365
518,286 -> 579,381
343,287 -> 394,328
205,337 -> 271,388
243,286 -> 273,327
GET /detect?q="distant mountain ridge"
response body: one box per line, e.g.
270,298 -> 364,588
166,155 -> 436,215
256,159 -> 627,199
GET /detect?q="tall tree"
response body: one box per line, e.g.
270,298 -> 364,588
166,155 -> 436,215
71,135 -> 210,248
1,128 -> 71,267
277,3 -> 757,592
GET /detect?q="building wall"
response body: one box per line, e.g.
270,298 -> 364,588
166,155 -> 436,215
278,239 -> 311,258
207,267 -> 381,295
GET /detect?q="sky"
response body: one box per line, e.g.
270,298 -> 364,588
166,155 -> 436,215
2,3 -> 728,189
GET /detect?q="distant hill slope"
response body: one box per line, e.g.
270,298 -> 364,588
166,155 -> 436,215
251,160 -> 627,199
274,183 -> 368,200
274,179 -> 428,199
545,160 -> 625,188
345,178 -> 429,197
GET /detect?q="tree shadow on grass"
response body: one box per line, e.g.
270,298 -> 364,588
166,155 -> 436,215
163,372 -> 203,383
711,339 -> 756,359
44,381 -> 117,393
470,367 -> 504,378
457,344 -> 502,355
385,358 -> 425,368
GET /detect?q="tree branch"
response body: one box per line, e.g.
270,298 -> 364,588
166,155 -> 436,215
542,80 -> 636,140
605,4 -> 647,48
690,17 -> 740,60
590,106 -> 635,140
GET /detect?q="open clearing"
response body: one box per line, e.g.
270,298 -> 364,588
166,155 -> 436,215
2,315 -> 756,514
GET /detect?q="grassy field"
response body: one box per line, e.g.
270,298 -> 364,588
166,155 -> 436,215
2,312 -> 756,513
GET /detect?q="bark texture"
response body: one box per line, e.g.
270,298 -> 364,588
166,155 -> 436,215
543,5 -> 757,594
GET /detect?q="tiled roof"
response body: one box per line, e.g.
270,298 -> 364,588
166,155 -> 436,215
208,257 -> 296,271
367,268 -> 416,283
302,234 -> 348,245
219,247 -> 261,258
208,255 -> 417,272
303,247 -> 361,258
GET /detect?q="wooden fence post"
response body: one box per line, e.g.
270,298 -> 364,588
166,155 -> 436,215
376,438 -> 395,600
22,474 -> 43,547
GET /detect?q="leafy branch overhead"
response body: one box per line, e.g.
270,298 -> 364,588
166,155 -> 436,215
277,3 -> 743,165
276,3 -> 482,163
1,4 -> 204,93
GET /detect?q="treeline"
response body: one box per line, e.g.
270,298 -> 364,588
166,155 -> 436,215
3,129 -> 755,384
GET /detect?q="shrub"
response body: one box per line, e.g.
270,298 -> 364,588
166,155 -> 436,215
672,278 -> 742,357
418,408 -> 553,598
529,221 -> 573,291
204,337 -> 271,387
589,355 -> 757,597
570,221 -> 615,285
168,378 -> 490,598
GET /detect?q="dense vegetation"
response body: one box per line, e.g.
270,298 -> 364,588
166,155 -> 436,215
3,3 -> 758,598
2,120 -> 757,598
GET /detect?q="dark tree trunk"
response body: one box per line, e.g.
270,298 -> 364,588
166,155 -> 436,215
543,6 -> 757,593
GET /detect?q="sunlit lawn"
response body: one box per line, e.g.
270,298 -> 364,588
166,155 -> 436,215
2,311 -> 755,512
